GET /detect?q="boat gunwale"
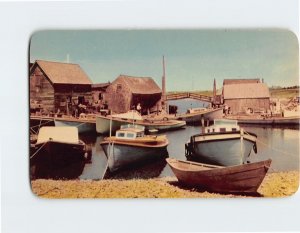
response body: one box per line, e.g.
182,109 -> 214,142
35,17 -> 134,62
96,114 -> 186,126
191,133 -> 257,144
191,130 -> 257,140
35,139 -> 86,147
100,138 -> 169,148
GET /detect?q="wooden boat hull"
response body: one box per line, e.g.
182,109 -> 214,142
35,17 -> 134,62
96,115 -> 186,134
225,116 -> 300,125
31,141 -> 87,179
177,108 -> 223,125
101,141 -> 169,172
166,158 -> 272,194
54,118 -> 96,133
186,132 -> 257,166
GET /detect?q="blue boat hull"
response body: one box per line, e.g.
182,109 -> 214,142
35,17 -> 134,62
101,142 -> 168,172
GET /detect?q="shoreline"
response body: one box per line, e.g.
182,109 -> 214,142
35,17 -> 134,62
31,170 -> 299,198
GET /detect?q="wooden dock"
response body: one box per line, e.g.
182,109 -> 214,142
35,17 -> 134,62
166,92 -> 212,102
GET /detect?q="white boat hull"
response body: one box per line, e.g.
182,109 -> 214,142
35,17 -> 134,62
178,108 -> 223,124
186,132 -> 257,166
54,119 -> 96,133
96,116 -> 186,134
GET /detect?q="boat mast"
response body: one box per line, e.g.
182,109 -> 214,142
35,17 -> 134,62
162,56 -> 167,113
213,78 -> 216,107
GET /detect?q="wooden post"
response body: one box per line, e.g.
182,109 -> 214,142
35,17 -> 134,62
240,128 -> 244,163
201,115 -> 205,134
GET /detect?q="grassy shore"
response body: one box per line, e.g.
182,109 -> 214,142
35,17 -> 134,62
270,87 -> 299,99
167,87 -> 299,99
31,171 -> 299,198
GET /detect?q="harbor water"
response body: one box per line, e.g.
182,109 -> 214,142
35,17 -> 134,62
30,99 -> 299,180
78,99 -> 299,180
79,124 -> 299,180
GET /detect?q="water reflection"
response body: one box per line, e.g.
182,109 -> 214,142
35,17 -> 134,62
105,158 -> 167,180
243,125 -> 300,171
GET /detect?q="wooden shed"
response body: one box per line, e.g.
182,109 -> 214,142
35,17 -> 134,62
222,80 -> 270,114
104,75 -> 162,115
30,60 -> 93,115
91,82 -> 110,111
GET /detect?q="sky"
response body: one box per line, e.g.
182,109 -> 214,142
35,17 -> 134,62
30,30 -> 299,91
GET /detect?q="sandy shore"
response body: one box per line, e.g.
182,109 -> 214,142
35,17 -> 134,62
31,171 -> 299,198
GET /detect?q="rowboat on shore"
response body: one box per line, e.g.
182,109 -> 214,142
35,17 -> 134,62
96,110 -> 186,134
185,119 -> 257,166
30,126 -> 91,179
166,158 -> 272,194
100,124 -> 169,172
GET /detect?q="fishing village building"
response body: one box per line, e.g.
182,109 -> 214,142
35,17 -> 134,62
91,82 -> 110,111
30,60 -> 93,115
222,78 -> 270,114
104,75 -> 162,115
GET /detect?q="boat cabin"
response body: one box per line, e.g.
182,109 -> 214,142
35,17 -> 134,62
204,119 -> 240,134
37,126 -> 80,144
115,124 -> 145,140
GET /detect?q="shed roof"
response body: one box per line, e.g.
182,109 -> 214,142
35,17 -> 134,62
223,83 -> 270,99
116,75 -> 162,94
31,60 -> 92,85
92,82 -> 110,89
223,78 -> 260,85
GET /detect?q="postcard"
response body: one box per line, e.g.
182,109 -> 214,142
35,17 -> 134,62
29,29 -> 299,198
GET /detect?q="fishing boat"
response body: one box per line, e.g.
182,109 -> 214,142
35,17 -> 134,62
100,124 -> 169,172
185,119 -> 257,166
225,115 -> 300,125
96,110 -> 186,134
30,126 -> 90,179
166,158 -> 272,194
175,107 -> 223,125
54,114 -> 96,133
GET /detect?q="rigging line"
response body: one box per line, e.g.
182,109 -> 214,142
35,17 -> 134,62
244,130 -> 298,157
31,119 -> 54,129
30,141 -> 47,159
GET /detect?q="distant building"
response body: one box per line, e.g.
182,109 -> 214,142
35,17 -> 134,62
92,82 -> 110,103
30,60 -> 93,115
223,78 -> 260,85
104,75 -> 162,114
222,78 -> 270,114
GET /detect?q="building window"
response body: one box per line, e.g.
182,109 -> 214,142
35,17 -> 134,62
117,84 -> 122,92
220,128 -> 226,132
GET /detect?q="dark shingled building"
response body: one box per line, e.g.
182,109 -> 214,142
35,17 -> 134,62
30,60 -> 93,115
104,75 -> 162,115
